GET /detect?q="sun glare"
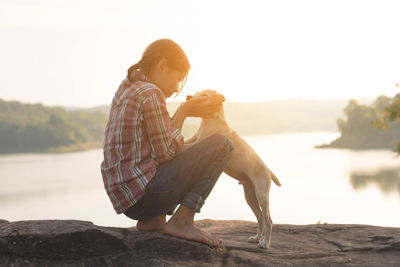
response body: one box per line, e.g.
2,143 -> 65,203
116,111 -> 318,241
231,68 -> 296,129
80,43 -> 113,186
0,0 -> 399,107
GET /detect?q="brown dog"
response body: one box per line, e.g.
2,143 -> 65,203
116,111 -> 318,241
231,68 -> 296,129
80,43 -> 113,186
184,89 -> 281,249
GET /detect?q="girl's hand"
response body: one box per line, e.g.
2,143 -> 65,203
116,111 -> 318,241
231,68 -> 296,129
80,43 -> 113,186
183,96 -> 222,118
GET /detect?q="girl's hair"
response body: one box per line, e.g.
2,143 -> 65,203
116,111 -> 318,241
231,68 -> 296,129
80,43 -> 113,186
127,39 -> 191,95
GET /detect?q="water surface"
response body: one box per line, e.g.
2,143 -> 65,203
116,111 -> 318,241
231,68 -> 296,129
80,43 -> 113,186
1,132 -> 399,227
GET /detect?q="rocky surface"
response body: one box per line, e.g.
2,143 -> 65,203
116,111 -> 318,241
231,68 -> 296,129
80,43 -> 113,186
0,219 -> 399,266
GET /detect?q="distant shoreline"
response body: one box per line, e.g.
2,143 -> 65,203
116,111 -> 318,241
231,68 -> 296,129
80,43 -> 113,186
46,141 -> 102,153
0,142 -> 102,155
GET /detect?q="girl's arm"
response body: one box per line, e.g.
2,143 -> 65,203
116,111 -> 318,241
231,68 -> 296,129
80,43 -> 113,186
143,91 -> 184,163
171,96 -> 222,130
170,103 -> 186,130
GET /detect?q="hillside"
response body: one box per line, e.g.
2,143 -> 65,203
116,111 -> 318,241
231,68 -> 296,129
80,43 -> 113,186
0,99 -> 107,153
86,99 -> 361,137
317,95 -> 400,151
1,97 -> 378,153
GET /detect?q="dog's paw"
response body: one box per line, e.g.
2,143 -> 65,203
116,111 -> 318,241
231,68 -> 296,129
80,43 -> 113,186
258,239 -> 270,249
247,235 -> 260,243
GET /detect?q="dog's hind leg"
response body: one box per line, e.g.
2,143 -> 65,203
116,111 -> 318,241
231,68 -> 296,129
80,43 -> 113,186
242,180 -> 263,243
255,178 -> 272,249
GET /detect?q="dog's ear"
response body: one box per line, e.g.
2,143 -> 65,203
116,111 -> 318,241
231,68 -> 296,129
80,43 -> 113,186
187,93 -> 208,101
209,93 -> 225,105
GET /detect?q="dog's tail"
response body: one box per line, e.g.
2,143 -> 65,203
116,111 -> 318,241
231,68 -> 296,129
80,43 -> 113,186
270,171 -> 281,187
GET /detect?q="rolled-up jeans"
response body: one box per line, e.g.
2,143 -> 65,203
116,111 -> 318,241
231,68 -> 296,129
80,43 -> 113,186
124,134 -> 234,221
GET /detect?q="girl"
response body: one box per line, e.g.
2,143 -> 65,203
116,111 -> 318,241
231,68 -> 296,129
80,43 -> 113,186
101,39 -> 233,247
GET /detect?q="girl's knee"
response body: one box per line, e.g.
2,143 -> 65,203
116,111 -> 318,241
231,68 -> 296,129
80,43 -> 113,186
208,134 -> 234,153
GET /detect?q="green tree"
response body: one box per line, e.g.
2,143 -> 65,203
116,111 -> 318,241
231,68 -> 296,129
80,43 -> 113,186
0,99 -> 107,153
374,83 -> 400,153
319,92 -> 400,150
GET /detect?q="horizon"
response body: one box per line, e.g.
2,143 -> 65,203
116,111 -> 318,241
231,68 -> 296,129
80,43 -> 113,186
1,0 -> 399,107
0,95 -> 378,110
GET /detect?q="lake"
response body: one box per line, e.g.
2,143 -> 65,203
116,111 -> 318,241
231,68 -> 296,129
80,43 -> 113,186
1,132 -> 399,228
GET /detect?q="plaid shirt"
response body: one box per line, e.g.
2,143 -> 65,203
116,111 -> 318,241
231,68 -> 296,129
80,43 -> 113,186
101,71 -> 184,214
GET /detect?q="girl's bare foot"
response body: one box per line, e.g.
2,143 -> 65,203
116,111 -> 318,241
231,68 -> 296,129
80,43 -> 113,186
136,214 -> 166,231
162,205 -> 223,247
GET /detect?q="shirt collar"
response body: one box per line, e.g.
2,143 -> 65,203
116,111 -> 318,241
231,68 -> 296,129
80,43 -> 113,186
129,70 -> 149,82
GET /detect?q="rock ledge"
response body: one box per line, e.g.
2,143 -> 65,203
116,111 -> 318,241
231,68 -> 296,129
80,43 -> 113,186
1,219 -> 399,266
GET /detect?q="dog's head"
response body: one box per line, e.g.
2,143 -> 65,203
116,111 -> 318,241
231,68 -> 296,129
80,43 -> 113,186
186,89 -> 225,105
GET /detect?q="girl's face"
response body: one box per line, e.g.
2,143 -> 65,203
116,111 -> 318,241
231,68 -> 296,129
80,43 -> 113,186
149,59 -> 187,98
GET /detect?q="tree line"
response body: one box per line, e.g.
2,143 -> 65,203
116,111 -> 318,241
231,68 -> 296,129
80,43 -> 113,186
318,88 -> 400,151
0,99 -> 108,153
3,89 -> 400,154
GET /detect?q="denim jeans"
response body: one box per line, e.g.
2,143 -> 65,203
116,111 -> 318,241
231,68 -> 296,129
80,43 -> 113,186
124,134 -> 234,221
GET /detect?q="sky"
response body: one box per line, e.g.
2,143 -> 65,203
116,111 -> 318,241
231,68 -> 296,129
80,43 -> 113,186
0,0 -> 399,107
